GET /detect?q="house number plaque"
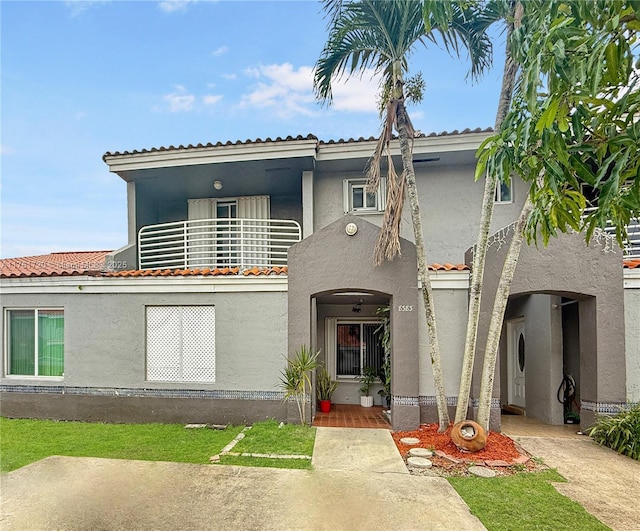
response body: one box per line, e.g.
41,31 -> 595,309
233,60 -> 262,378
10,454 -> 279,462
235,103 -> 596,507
398,305 -> 413,312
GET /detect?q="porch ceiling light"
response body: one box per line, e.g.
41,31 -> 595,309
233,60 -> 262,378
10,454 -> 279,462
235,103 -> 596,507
345,222 -> 358,236
213,180 -> 223,190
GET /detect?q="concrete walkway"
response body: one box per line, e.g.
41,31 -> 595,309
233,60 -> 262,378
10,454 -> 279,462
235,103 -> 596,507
514,435 -> 640,531
0,427 -> 485,531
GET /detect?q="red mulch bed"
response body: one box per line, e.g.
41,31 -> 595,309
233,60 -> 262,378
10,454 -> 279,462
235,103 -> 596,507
392,423 -> 538,476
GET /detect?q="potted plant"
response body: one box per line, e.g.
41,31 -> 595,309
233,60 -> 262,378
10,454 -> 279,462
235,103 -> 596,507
358,366 -> 378,408
316,364 -> 337,413
279,345 -> 319,425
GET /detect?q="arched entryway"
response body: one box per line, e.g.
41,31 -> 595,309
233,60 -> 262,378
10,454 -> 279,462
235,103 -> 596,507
470,227 -> 626,432
288,216 -> 420,430
501,292 -> 592,427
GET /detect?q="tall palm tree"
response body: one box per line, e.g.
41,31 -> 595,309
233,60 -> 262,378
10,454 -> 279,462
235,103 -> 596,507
314,0 -> 492,431
454,0 -> 523,424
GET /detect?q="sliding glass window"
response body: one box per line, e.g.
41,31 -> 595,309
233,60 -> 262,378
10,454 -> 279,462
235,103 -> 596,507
6,309 -> 64,377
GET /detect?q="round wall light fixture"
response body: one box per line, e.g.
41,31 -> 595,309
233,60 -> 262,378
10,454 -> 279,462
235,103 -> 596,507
213,180 -> 223,190
345,222 -> 358,236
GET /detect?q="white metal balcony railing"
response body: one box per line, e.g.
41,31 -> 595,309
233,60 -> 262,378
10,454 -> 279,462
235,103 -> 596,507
583,207 -> 640,259
138,218 -> 302,271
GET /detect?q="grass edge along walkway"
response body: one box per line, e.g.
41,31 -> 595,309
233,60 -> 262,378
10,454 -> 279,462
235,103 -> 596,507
448,469 -> 611,531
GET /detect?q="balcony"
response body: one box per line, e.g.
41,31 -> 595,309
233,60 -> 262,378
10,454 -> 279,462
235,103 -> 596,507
138,218 -> 302,271
583,207 -> 640,259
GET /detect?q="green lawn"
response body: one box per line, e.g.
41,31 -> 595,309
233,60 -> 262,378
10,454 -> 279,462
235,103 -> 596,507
0,417 -> 243,473
0,417 -> 316,473
218,418 -> 316,469
449,469 -> 611,531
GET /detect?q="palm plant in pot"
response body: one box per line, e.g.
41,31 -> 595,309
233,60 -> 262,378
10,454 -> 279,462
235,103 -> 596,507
316,364 -> 337,413
358,366 -> 378,408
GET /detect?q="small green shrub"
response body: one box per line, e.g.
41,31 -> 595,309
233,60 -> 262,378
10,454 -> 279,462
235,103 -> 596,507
587,405 -> 640,460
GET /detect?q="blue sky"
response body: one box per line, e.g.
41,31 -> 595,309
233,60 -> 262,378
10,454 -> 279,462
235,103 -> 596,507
1,0 -> 506,259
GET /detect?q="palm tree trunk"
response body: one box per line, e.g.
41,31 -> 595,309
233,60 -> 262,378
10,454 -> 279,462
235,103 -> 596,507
396,100 -> 450,431
454,1 -> 522,424
476,196 -> 533,432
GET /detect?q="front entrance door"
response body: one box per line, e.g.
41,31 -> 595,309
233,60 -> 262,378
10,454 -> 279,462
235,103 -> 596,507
507,318 -> 526,409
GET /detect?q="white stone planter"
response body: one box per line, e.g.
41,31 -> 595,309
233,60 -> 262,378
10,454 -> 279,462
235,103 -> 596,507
360,395 -> 374,408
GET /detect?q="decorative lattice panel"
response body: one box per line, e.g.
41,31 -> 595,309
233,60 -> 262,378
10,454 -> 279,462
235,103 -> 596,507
146,306 -> 215,382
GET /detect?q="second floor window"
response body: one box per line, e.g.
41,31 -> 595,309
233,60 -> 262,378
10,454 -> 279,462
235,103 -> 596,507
343,178 -> 386,213
495,179 -> 513,203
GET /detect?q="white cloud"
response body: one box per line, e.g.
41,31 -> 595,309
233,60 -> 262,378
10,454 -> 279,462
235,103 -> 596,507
330,70 -> 381,113
240,63 -> 381,118
240,63 -> 316,118
64,0 -> 110,17
222,73 -> 237,80
158,0 -> 196,13
211,46 -> 229,57
203,94 -> 223,106
163,85 -> 196,112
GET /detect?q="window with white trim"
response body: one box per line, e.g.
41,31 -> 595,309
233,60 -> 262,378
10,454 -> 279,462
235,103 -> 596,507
494,179 -> 513,203
343,178 -> 386,213
146,306 -> 215,382
5,309 -> 64,377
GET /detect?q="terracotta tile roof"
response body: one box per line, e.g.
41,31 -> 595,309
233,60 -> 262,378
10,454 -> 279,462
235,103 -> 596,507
624,259 -> 640,269
102,128 -> 494,159
429,263 -> 470,271
104,266 -> 289,278
1,254 -> 468,279
1,251 -> 112,278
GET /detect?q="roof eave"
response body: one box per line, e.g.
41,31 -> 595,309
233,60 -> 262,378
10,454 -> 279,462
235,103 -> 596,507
103,138 -> 320,177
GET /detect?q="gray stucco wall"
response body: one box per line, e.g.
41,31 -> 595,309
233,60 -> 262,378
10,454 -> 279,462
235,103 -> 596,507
1,286 -> 289,423
1,289 -> 287,391
417,286 -> 468,422
312,166 -> 526,264
513,294 -> 564,425
626,284 -> 640,403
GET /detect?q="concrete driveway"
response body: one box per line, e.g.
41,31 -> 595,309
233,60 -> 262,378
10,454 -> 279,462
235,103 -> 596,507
0,427 -> 485,531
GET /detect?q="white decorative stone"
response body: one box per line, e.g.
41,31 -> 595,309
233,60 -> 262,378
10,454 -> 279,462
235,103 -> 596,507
400,437 -> 421,445
468,466 -> 496,478
407,457 -> 433,468
409,448 -> 434,458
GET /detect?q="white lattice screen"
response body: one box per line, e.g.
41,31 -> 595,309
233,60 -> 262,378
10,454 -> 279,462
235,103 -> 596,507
146,306 -> 215,382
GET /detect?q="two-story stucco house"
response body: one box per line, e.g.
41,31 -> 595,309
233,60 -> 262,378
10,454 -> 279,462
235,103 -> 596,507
2,130 -> 639,431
